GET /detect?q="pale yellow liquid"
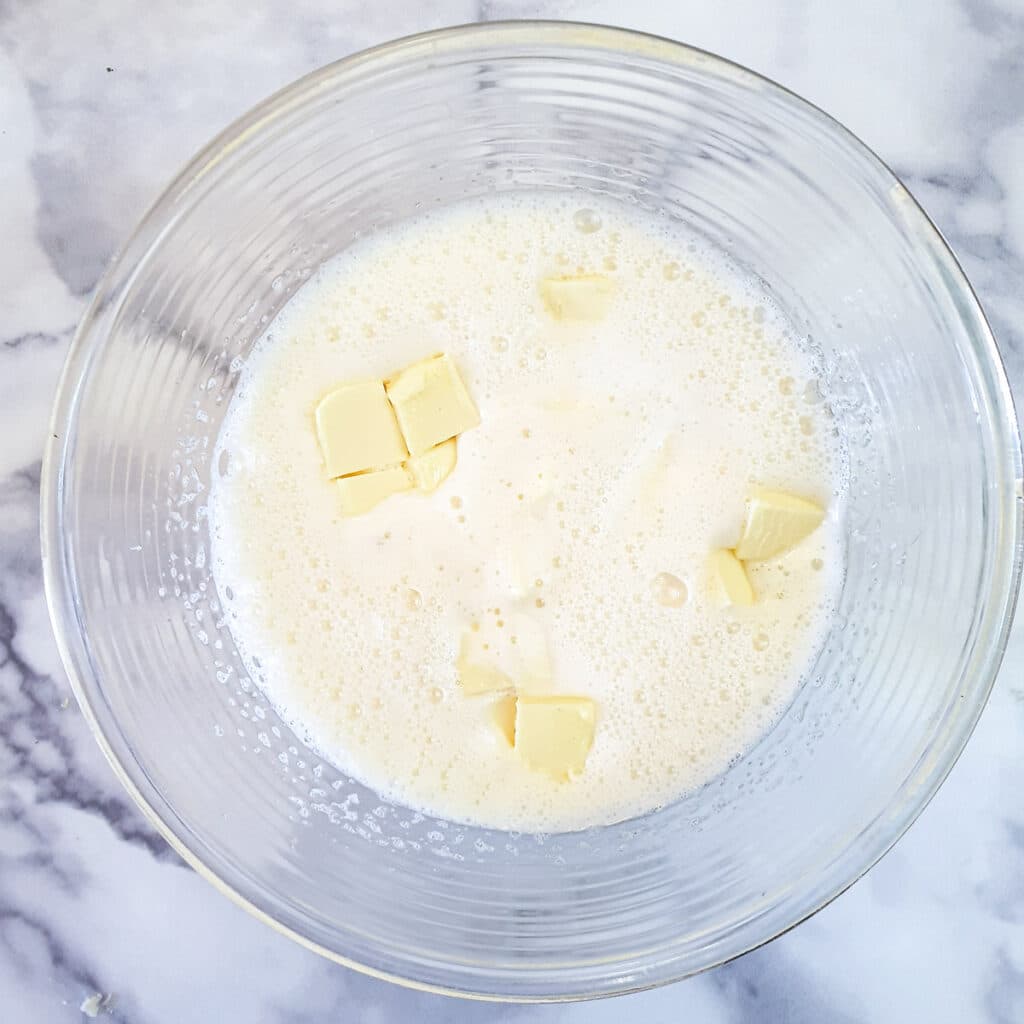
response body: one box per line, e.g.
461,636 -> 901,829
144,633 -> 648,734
209,194 -> 844,832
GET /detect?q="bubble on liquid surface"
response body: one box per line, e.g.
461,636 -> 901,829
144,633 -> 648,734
652,572 -> 688,608
573,208 -> 603,234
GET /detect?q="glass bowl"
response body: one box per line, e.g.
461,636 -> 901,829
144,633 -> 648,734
41,21 -> 1022,1001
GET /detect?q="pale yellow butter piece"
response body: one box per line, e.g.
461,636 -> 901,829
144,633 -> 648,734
515,696 -> 597,781
735,488 -> 826,561
539,274 -> 614,321
336,465 -> 412,517
457,635 -> 514,696
506,611 -> 553,694
315,380 -> 408,478
459,662 -> 515,696
385,353 -> 480,455
490,696 -> 517,748
407,438 -> 457,493
709,548 -> 755,607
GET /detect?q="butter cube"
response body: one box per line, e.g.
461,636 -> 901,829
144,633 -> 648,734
336,465 -> 412,517
407,438 -> 457,493
506,611 -> 553,694
539,274 -> 614,321
709,548 -> 754,607
490,696 -> 517,747
315,380 -> 408,478
515,696 -> 597,781
457,635 -> 514,696
735,489 -> 826,561
385,353 -> 480,455
459,662 -> 515,696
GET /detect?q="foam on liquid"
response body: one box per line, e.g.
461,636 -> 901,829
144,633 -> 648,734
209,194 -> 845,832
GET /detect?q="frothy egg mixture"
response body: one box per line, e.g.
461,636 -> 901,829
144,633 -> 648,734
209,193 -> 845,832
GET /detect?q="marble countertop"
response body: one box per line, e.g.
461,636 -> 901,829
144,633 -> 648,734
2,1 -> 1022,1020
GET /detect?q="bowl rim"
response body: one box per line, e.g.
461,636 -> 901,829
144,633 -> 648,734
40,18 -> 1023,1002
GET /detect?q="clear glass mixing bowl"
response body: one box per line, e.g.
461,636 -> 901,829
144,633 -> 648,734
42,21 -> 1022,1000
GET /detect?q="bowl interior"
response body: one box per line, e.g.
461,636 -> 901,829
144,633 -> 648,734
44,23 -> 1021,999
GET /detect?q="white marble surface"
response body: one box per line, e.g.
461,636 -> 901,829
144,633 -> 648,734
2,1 -> 1023,1020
